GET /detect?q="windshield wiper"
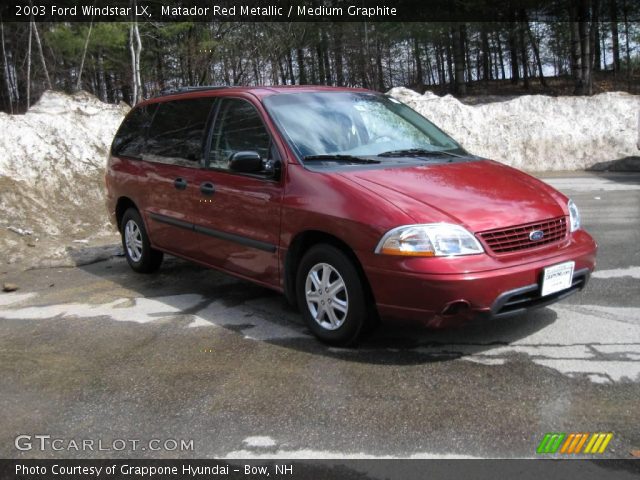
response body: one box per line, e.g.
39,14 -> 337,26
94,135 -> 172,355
303,154 -> 381,164
377,148 -> 464,158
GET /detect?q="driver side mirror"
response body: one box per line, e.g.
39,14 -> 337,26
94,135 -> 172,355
229,151 -> 262,173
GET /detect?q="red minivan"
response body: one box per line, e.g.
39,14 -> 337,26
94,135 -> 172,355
106,86 -> 597,345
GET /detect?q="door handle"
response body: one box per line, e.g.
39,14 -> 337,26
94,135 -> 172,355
174,177 -> 187,190
200,182 -> 216,196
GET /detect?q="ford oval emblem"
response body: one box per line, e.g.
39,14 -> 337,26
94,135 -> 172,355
529,230 -> 544,241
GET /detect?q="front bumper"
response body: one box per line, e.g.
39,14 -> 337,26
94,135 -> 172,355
364,231 -> 597,327
486,267 -> 589,320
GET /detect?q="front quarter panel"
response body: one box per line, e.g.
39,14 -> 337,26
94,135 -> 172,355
281,164 -> 411,261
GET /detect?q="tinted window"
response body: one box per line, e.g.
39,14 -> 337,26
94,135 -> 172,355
209,99 -> 272,171
144,98 -> 215,167
111,103 -> 157,158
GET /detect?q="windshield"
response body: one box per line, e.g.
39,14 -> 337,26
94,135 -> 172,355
263,92 -> 465,162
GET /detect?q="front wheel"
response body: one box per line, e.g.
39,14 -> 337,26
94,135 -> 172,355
120,208 -> 163,273
296,244 -> 368,346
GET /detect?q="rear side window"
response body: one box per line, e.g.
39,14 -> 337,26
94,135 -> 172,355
111,103 -> 157,158
144,98 -> 215,167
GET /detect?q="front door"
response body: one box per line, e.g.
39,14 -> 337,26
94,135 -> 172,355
193,97 -> 283,287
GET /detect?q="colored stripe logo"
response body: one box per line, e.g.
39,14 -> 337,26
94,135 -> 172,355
537,433 -> 612,454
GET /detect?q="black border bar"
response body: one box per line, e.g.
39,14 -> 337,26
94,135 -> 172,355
3,0 -> 630,23
3,459 -> 640,480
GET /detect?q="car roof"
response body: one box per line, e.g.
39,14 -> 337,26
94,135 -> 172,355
138,85 -> 373,107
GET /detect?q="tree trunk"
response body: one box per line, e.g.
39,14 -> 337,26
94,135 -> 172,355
526,19 -> 547,86
296,48 -> 306,84
277,57 -> 287,84
610,0 -> 621,71
600,26 -> 607,71
315,32 -> 325,86
451,24 -> 466,95
105,71 -> 115,103
357,24 -> 368,88
434,41 -> 444,85
623,0 -> 631,88
333,24 -> 344,86
445,33 -> 454,88
321,28 -> 331,84
413,37 -> 423,86
578,0 -> 592,95
491,38 -> 500,80
462,25 -> 472,83
424,43 -> 436,85
129,3 -> 142,105
375,39 -> 384,90
252,57 -> 260,85
285,50 -> 296,85
570,4 -> 582,91
518,15 -> 529,90
98,52 -> 107,101
508,22 -> 519,84
27,20 -> 32,109
495,31 -> 506,80
129,24 -> 136,103
359,23 -> 369,88
31,21 -> 51,89
592,0 -> 601,71
77,20 -> 93,91
1,21 -> 14,113
309,49 -> 317,84
481,28 -> 491,81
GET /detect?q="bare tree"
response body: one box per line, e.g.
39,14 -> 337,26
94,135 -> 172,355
1,21 -> 14,113
27,20 -> 32,109
32,21 -> 51,89
77,20 -> 93,91
129,1 -> 142,104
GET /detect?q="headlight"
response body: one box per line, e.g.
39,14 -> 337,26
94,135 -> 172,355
568,199 -> 581,232
375,223 -> 484,257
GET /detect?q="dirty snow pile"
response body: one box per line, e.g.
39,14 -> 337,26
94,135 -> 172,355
0,91 -> 129,267
1,88 -> 639,269
389,87 -> 640,171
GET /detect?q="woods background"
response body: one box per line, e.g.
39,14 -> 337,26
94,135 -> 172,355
1,0 -> 639,113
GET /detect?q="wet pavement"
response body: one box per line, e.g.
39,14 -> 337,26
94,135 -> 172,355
0,172 -> 639,459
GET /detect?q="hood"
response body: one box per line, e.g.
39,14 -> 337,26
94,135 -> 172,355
339,160 -> 568,232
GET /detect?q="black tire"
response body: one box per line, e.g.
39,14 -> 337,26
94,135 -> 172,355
120,208 -> 163,273
296,244 -> 368,346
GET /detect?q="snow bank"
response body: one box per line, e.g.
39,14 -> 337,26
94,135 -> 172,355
389,87 -> 640,171
1,88 -> 639,268
0,90 -> 128,186
0,91 -> 128,267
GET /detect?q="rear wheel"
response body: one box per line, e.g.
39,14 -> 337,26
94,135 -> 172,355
296,244 -> 368,346
120,208 -> 163,273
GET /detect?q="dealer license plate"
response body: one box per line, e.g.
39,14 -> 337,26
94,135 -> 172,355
541,261 -> 575,297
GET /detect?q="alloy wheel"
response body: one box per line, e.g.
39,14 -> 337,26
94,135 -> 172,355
124,219 -> 143,262
305,262 -> 349,330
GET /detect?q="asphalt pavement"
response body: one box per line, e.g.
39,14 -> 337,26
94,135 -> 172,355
0,172 -> 638,459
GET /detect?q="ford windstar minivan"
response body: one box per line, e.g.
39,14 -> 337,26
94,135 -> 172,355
106,86 -> 597,345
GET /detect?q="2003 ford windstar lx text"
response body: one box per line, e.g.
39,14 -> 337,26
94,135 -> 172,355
105,85 -> 597,345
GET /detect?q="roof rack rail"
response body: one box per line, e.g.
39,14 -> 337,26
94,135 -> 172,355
154,86 -> 230,97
